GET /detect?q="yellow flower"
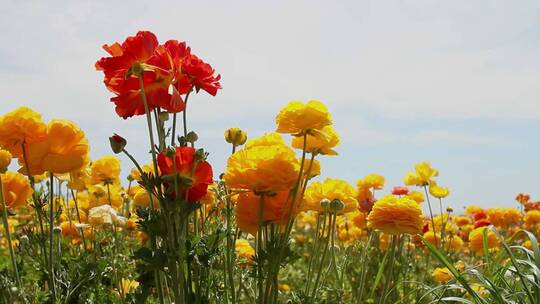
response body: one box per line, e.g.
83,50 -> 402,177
468,227 -> 499,255
278,284 -> 291,293
90,156 -> 121,185
404,172 -> 422,186
302,178 -> 358,214
423,231 -> 441,246
291,125 -> 340,155
235,239 -> 255,260
357,174 -> 385,190
224,133 -> 299,192
414,162 -> 438,185
432,267 -> 452,283
235,191 -> 294,235
447,235 -> 464,252
19,119 -> 90,175
0,149 -> 12,173
429,182 -> 450,199
524,210 -> 540,229
118,278 -> 139,297
406,191 -> 425,203
1,171 -> 33,209
88,184 -> 124,209
129,163 -> 156,182
303,158 -> 321,179
0,107 -> 47,157
132,186 -> 156,208
224,128 -> 247,146
453,215 -> 472,227
275,100 -> 332,134
68,167 -> 91,191
367,195 -> 424,235
487,208 -> 521,228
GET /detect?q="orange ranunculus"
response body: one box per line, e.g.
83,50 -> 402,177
235,191 -> 294,235
95,31 -> 177,119
157,147 -> 213,203
18,119 -> 90,175
1,171 -> 33,209
0,107 -> 47,157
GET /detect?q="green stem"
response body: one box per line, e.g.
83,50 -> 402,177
0,174 -> 21,288
48,173 -> 56,300
423,186 -> 438,246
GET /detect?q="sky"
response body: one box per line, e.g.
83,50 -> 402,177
1,0 -> 539,212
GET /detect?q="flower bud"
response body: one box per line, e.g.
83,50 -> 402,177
186,131 -> 198,143
446,207 -> 453,213
320,198 -> 330,209
109,134 -> 127,154
158,112 -> 170,122
19,235 -> 29,246
0,149 -> 12,173
53,226 -> 62,235
330,198 -> 345,213
224,128 -> 247,146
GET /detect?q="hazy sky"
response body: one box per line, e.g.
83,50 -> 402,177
1,1 -> 539,212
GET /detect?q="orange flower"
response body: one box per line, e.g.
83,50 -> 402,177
157,147 -> 213,203
0,107 -> 47,157
18,119 -> 90,175
235,191 -> 294,235
1,172 -> 33,209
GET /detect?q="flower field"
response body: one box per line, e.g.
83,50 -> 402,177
1,30 -> 540,304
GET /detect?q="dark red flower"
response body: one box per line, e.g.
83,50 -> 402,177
157,147 -> 213,203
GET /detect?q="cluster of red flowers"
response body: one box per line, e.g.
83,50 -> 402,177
95,31 -> 221,119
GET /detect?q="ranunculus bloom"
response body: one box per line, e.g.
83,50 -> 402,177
1,171 -> 32,209
88,204 -> 126,227
429,182 -> 450,199
432,267 -> 452,283
487,208 -> 521,228
235,191 -> 294,235
235,239 -> 255,261
182,54 -> 222,96
357,174 -> 385,190
414,162 -> 439,185
275,100 -> 332,134
19,119 -> 90,175
367,194 -> 424,235
157,146 -> 213,203
524,210 -> 540,229
0,107 -> 47,157
468,227 -> 499,255
0,149 -> 12,173
291,125 -> 340,155
90,155 -> 121,185
391,186 -> 409,196
303,178 -> 358,214
95,31 -> 177,119
224,133 -> 299,192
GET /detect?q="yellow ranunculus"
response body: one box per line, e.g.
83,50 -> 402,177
118,278 -> 139,297
468,227 -> 499,255
429,182 -> 450,198
0,107 -> 47,157
129,163 -> 156,182
224,133 -> 299,192
302,158 -> 321,179
524,210 -> 540,229
235,239 -> 255,260
235,191 -> 294,235
302,178 -> 358,214
403,171 -> 422,186
275,100 -> 332,134
291,125 -> 340,155
432,267 -> 452,283
224,128 -> 247,146
414,162 -> 438,185
0,149 -> 12,173
367,195 -> 424,235
406,191 -> 425,203
90,155 -> 121,185
68,167 -> 91,191
357,174 -> 385,190
447,235 -> 464,252
1,171 -> 33,209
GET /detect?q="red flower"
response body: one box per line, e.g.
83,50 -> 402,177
391,186 -> 409,196
473,210 -> 487,221
157,147 -> 213,203
473,218 -> 492,229
95,31 -> 176,119
182,54 -> 222,96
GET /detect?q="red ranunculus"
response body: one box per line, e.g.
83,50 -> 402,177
473,218 -> 492,229
157,147 -> 213,202
182,54 -> 222,96
95,31 -> 175,119
391,186 -> 409,196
